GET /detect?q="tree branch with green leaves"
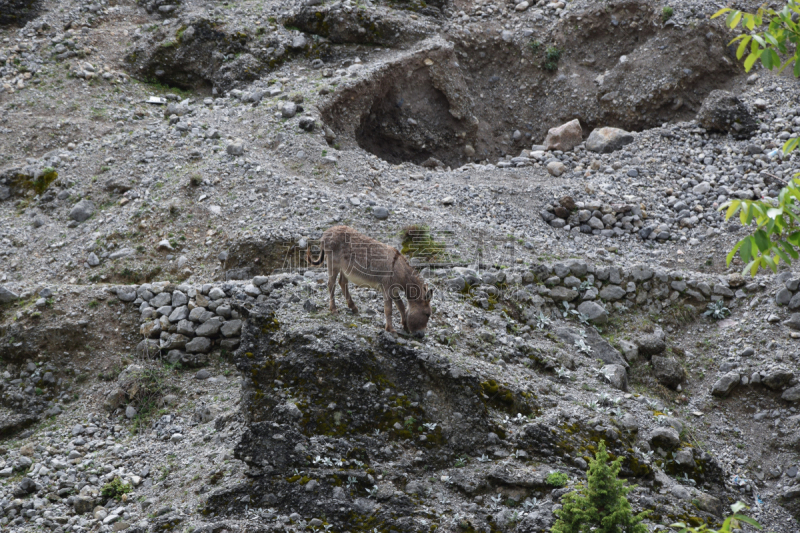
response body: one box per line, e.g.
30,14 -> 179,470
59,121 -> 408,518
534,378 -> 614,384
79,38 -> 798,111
712,2 -> 800,275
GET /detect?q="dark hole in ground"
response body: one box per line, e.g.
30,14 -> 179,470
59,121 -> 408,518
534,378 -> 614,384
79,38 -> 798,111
355,66 -> 473,168
321,1 -> 743,168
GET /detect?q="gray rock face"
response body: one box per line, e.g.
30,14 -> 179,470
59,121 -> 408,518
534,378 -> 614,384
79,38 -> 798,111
635,328 -> 666,357
761,369 -> 794,391
189,307 -> 214,323
585,127 -> 634,153
196,317 -> 224,337
0,285 -> 19,303
711,371 -> 740,397
172,290 -> 188,307
209,287 -> 226,300
555,327 -> 628,368
783,313 -> 800,330
599,285 -> 626,300
73,496 -> 94,514
185,336 -> 212,353
577,301 -> 608,325
696,90 -> 757,139
601,364 -> 628,391
68,199 -> 95,222
782,385 -> 800,402
176,319 -> 196,336
549,286 -> 578,301
649,427 -> 681,450
651,356 -> 686,390
0,0 -> 41,26
221,319 -> 242,338
150,292 -> 171,308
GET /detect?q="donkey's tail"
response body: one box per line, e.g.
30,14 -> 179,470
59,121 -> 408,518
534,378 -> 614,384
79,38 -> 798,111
306,246 -> 325,266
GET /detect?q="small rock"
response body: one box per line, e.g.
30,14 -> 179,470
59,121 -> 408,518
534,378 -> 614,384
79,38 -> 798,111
226,140 -> 244,156
547,161 -> 567,177
281,102 -> 297,118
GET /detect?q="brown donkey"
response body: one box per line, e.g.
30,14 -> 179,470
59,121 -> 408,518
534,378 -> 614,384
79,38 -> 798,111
306,226 -> 433,337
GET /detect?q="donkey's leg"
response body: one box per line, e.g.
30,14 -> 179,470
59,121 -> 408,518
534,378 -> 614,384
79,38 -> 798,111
393,297 -> 409,333
383,291 -> 395,332
327,263 -> 339,314
339,274 -> 358,314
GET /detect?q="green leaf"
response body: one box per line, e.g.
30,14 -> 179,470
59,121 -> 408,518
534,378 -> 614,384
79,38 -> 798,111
727,239 -> 746,266
774,246 -> 791,266
764,32 -> 780,46
781,240 -> 799,259
742,203 -> 755,225
737,35 -> 752,59
788,231 -> 800,246
770,48 -> 781,69
731,11 -> 743,28
754,229 -> 770,252
711,7 -> 732,19
764,255 -> 777,272
794,56 -> 800,77
784,136 -> 800,154
745,51 -> 761,71
740,237 -> 753,263
761,48 -> 774,69
724,200 -> 742,220
732,514 -> 763,529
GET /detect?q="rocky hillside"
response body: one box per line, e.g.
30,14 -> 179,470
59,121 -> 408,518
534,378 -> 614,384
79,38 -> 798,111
1,0 -> 800,532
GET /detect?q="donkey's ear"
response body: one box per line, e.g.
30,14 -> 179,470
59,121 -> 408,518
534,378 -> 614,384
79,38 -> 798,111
425,287 -> 434,301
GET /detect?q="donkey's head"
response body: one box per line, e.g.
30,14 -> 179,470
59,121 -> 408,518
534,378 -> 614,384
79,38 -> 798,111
406,284 -> 434,338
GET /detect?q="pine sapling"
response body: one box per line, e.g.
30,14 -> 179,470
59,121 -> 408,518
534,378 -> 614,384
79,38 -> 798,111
551,441 -> 649,533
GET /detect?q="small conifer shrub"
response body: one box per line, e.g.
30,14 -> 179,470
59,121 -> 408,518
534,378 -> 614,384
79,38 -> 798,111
551,441 -> 648,533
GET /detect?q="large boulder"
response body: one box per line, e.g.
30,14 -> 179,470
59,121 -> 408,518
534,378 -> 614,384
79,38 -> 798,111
125,18 -> 275,92
782,385 -> 800,402
635,328 -> 666,358
280,3 -> 434,46
555,326 -> 628,368
577,301 -> 608,325
711,371 -> 740,397
585,127 -> 634,153
649,427 -> 681,450
0,286 -> 19,304
696,90 -> 757,139
761,369 -> 794,391
601,364 -> 628,391
68,199 -> 95,222
543,119 -> 583,151
651,356 -> 686,390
